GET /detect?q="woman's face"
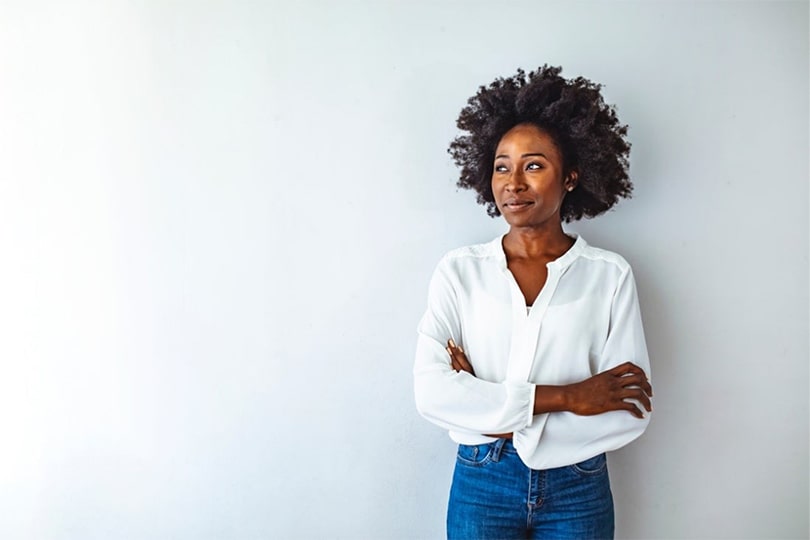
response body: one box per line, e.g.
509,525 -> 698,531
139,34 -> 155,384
491,123 -> 576,229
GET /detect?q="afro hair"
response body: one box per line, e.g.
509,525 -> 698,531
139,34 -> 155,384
448,65 -> 632,221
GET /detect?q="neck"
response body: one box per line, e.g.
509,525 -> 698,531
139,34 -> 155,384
503,223 -> 573,260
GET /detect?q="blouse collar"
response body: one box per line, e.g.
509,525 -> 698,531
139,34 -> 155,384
491,233 -> 587,272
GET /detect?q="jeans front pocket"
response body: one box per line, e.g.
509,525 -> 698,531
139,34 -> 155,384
456,443 -> 495,466
569,452 -> 608,476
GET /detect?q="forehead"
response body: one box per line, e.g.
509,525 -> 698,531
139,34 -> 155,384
495,123 -> 561,160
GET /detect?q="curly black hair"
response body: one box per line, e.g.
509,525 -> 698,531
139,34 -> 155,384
448,65 -> 632,222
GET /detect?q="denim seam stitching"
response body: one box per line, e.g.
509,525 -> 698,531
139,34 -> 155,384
570,454 -> 608,477
526,468 -> 533,530
455,444 -> 494,467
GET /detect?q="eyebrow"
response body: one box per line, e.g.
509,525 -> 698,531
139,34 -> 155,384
494,152 -> 549,160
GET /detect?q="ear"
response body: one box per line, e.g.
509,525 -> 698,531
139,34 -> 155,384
564,171 -> 579,192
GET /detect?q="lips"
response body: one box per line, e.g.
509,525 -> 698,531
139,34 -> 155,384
502,198 -> 535,211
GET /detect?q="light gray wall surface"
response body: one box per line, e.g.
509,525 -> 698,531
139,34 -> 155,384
0,1 -> 807,538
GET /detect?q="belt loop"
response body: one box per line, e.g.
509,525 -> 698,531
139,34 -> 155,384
491,438 -> 507,462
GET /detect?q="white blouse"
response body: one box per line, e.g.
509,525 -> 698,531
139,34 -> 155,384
413,234 -> 651,469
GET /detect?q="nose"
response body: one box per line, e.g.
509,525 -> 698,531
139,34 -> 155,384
505,169 -> 527,192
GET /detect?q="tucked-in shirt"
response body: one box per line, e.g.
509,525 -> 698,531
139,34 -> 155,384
413,234 -> 651,469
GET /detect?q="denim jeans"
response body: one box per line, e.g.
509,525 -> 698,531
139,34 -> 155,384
447,439 -> 614,539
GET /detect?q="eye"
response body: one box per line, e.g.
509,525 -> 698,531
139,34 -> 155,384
526,162 -> 544,171
494,163 -> 509,173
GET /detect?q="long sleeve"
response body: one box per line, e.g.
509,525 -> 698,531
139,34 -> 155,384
413,256 -> 535,435
516,265 -> 651,466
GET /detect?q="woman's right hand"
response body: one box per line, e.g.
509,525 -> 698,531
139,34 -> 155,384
564,362 -> 653,419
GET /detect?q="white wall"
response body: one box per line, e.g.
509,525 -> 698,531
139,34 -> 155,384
0,1 -> 807,538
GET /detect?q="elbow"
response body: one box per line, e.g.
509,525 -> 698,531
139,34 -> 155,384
412,365 -> 455,423
413,386 -> 455,431
413,377 -> 450,425
625,409 -> 652,443
413,377 -> 434,420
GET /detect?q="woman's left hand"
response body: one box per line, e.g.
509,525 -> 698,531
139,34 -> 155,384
446,339 -> 475,376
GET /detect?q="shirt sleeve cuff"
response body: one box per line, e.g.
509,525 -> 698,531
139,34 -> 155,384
525,384 -> 536,427
505,381 -> 535,429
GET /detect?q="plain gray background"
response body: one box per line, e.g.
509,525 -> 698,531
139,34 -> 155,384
0,1 -> 807,538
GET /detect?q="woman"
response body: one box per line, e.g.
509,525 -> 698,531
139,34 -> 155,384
413,66 -> 653,539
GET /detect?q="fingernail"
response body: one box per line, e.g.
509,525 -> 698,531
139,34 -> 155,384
458,346 -> 464,353
448,338 -> 456,348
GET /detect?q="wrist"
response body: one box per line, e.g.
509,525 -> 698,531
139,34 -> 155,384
559,384 -> 574,413
556,385 -> 573,412
533,385 -> 570,415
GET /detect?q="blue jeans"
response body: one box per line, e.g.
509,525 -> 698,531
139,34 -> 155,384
447,439 -> 614,539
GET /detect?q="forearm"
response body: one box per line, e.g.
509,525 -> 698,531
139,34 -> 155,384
532,384 -> 571,415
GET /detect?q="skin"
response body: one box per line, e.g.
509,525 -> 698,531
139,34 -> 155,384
446,123 -> 652,437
